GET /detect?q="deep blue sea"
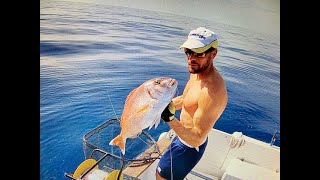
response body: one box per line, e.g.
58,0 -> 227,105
40,1 -> 280,179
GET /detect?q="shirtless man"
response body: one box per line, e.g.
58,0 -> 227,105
156,27 -> 228,180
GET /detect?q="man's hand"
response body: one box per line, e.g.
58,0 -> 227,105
161,101 -> 176,122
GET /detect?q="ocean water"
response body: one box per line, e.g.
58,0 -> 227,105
40,0 -> 280,179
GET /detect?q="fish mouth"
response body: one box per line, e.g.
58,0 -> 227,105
168,78 -> 177,86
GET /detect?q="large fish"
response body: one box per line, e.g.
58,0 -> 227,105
109,77 -> 178,155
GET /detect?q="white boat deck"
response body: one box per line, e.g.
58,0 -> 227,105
135,128 -> 280,180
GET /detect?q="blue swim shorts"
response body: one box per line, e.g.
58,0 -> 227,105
156,136 -> 208,180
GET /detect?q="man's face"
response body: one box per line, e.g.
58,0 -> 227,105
184,48 -> 214,74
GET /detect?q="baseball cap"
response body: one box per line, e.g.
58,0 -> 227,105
180,27 -> 218,53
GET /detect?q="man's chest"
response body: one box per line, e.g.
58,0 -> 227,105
183,85 -> 201,113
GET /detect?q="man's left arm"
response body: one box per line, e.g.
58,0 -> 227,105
165,90 -> 224,147
172,95 -> 184,110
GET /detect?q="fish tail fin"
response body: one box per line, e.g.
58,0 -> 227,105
109,135 -> 126,155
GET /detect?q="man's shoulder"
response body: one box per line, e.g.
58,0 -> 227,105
204,74 -> 225,89
202,76 -> 227,101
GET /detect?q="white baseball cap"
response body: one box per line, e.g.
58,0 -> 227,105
180,27 -> 218,53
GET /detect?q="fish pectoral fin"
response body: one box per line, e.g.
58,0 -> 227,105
136,105 -> 151,113
126,105 -> 150,123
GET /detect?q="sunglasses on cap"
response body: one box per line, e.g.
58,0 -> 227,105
184,47 -> 214,58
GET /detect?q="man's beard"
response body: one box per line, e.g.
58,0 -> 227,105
188,60 -> 211,74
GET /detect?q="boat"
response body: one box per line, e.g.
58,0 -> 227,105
64,118 -> 280,180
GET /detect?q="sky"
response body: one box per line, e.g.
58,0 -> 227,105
55,0 -> 280,37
